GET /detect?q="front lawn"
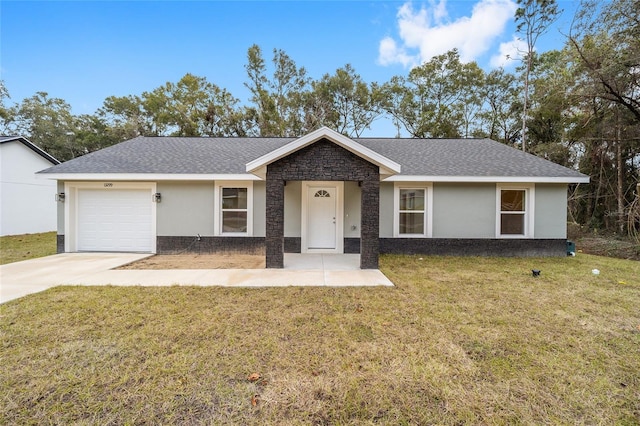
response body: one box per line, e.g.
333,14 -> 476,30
0,232 -> 57,265
1,254 -> 638,424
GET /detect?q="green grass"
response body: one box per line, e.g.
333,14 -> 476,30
1,254 -> 639,424
0,232 -> 57,265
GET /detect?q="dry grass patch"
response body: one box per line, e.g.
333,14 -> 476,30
117,254 -> 265,269
0,232 -> 57,265
1,254 -> 639,424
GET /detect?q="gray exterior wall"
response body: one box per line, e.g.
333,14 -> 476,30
284,181 -> 301,237
344,181 -> 361,238
57,181 -> 65,234
157,180 -> 266,237
56,177 -> 569,258
253,181 -> 266,237
156,181 -> 215,236
433,183 -> 496,238
534,184 -> 567,238
379,182 -> 394,237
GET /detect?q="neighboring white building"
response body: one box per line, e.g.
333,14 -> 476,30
0,136 -> 60,236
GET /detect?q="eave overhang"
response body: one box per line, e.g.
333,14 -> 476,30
35,173 -> 262,181
384,175 -> 590,183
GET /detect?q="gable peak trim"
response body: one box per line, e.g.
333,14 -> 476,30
245,127 -> 401,178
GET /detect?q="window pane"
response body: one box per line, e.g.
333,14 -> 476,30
222,188 -> 247,209
222,211 -> 247,233
400,189 -> 425,211
399,212 -> 424,234
501,190 -> 524,212
501,213 -> 524,235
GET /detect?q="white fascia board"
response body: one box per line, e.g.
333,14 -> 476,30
245,126 -> 401,175
35,173 -> 263,181
385,175 -> 590,184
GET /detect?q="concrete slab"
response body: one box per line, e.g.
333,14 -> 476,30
0,253 -> 394,304
284,253 -> 360,270
0,253 -> 153,303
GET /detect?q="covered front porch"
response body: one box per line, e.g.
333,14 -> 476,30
245,127 -> 401,269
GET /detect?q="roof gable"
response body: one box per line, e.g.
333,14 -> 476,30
0,136 -> 60,165
245,127 -> 401,179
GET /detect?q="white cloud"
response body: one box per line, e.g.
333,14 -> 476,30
379,0 -> 518,67
430,0 -> 448,23
490,36 -> 527,68
378,37 -> 416,68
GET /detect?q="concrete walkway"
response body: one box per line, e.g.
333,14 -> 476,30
0,253 -> 394,304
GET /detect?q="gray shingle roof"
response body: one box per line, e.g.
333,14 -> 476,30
38,135 -> 587,180
38,136 -> 293,174
357,138 -> 585,178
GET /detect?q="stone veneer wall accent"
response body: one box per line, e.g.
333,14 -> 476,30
283,237 -> 360,254
343,238 -> 361,254
155,237 -> 565,257
57,235 -> 65,253
266,177 -> 285,267
157,236 -> 265,255
380,238 -> 567,257
284,237 -> 301,253
266,139 -> 380,269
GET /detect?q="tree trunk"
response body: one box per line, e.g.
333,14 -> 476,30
521,54 -> 531,152
616,115 -> 625,234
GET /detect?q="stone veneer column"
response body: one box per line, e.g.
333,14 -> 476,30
265,173 -> 284,268
360,179 -> 380,269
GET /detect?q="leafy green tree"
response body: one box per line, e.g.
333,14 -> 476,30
312,64 -> 384,137
72,113 -> 118,155
569,0 -> 640,121
140,85 -> 171,136
244,45 -> 310,136
478,68 -> 521,145
381,49 -> 485,138
99,94 -> 147,140
7,92 -> 77,160
0,81 -> 13,134
525,49 -> 575,166
162,73 -> 243,137
100,74 -> 245,138
568,0 -> 640,233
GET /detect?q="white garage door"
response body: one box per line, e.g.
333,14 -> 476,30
77,189 -> 153,252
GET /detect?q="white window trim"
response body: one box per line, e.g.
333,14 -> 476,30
214,181 -> 253,236
496,184 -> 535,238
393,182 -> 433,238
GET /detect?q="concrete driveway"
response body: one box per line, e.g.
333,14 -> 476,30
0,253 -> 152,303
0,253 -> 393,304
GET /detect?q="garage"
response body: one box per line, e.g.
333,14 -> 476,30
76,188 -> 154,252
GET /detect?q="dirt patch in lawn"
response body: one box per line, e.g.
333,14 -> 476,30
574,237 -> 640,261
117,254 -> 265,269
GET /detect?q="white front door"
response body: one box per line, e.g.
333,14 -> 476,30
302,182 -> 343,253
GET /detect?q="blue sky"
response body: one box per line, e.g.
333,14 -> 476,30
2,0 -> 579,136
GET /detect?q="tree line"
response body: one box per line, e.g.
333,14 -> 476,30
0,0 -> 638,237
